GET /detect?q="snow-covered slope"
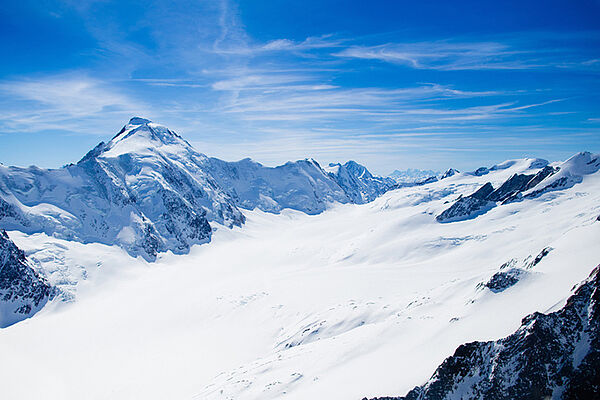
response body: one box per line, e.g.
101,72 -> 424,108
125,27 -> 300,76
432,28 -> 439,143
0,149 -> 598,400
369,266 -> 600,400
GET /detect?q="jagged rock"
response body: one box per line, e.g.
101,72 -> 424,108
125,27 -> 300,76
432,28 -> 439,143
498,166 -> 558,204
416,176 -> 439,185
522,152 -> 600,200
477,248 -> 553,294
435,157 -> 590,223
523,165 -> 558,191
365,266 -> 600,400
472,167 -> 489,176
0,230 -> 54,327
439,169 -> 459,180
481,268 -> 525,293
526,247 -> 553,269
487,173 -> 535,203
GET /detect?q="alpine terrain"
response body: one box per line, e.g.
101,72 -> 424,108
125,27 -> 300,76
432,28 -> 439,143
0,118 -> 598,400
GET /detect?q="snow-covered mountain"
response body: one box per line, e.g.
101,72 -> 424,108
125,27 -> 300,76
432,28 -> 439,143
439,168 -> 459,180
203,158 -> 397,214
389,168 -> 440,184
0,118 -> 393,260
203,157 -> 350,214
0,117 -> 244,260
437,154 -> 600,222
325,161 -> 397,203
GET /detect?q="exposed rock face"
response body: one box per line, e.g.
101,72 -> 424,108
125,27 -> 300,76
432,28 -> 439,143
436,183 -> 495,222
472,167 -> 489,176
487,173 -> 537,203
0,230 -> 54,327
481,268 -> 524,293
439,169 -> 459,180
364,266 -> 600,400
520,152 -> 600,200
416,176 -> 439,185
495,166 -> 558,203
526,247 -> 553,269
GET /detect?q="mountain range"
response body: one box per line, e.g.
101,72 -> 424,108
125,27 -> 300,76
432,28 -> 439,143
0,117 -> 397,262
0,117 -> 599,400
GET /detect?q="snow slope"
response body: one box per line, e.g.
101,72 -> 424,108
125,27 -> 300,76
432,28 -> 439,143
0,151 -> 598,400
368,266 -> 600,399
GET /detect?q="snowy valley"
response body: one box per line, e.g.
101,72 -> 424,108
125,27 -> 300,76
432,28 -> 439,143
1,118 -> 599,400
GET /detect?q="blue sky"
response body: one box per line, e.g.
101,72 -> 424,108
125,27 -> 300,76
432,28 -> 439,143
0,0 -> 599,174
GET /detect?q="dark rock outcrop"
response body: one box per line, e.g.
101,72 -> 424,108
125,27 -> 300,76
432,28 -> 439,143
436,183 -> 494,222
481,268 -> 524,293
364,265 -> 600,400
437,166 -> 559,222
487,173 -> 535,203
416,176 -> 439,185
0,230 -> 54,327
526,247 -> 553,269
439,169 -> 459,180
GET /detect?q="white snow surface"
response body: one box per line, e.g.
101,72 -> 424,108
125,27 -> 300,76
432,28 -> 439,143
0,153 -> 599,400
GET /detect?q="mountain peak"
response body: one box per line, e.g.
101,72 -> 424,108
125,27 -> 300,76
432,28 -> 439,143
92,117 -> 194,160
128,117 -> 152,125
127,117 -> 152,125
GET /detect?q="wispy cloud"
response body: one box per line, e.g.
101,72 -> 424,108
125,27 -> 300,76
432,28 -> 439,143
210,76 -> 554,124
0,74 -> 147,133
334,38 -> 600,71
1,1 -> 597,171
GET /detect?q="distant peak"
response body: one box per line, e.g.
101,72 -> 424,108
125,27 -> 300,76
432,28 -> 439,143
128,117 -> 152,125
344,160 -> 361,167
